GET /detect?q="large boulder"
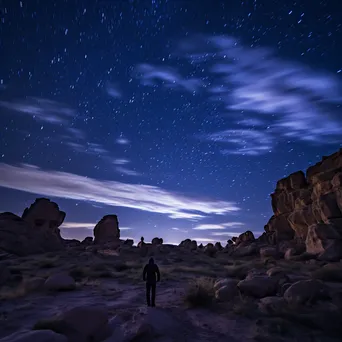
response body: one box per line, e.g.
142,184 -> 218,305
34,305 -> 110,342
179,239 -> 197,250
22,198 -> 65,235
44,273 -> 76,291
0,211 -> 63,257
283,279 -> 330,305
306,223 -> 342,261
151,237 -> 163,245
93,215 -> 120,245
237,276 -> 278,298
236,230 -> 255,245
0,330 -> 67,342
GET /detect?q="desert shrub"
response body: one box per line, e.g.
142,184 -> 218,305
184,277 -> 215,308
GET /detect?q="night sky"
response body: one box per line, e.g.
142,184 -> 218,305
0,0 -> 341,245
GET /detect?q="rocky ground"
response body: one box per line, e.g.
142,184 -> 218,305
1,245 -> 342,342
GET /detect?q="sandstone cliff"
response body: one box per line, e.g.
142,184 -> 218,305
264,148 -> 342,261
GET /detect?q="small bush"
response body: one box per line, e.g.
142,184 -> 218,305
184,277 -> 215,308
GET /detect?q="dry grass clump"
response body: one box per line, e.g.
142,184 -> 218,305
183,277 -> 215,308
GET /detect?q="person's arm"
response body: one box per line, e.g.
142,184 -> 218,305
143,265 -> 147,281
155,265 -> 160,282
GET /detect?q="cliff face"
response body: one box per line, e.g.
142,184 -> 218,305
265,148 -> 342,260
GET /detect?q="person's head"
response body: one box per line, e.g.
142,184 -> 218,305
148,257 -> 154,264
141,236 -> 144,241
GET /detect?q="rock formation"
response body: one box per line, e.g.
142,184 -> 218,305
152,237 -> 163,245
22,198 -> 65,238
179,239 -> 197,250
93,215 -> 120,245
138,236 -> 146,248
0,198 -> 66,256
123,239 -> 134,247
264,148 -> 342,261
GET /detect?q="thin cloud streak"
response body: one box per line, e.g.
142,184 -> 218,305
0,97 -> 75,124
106,83 -> 122,98
61,222 -> 95,229
193,222 -> 245,230
135,63 -> 202,92
116,166 -> 141,176
0,163 -> 240,221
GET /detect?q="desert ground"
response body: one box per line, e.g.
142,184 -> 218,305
1,244 -> 342,342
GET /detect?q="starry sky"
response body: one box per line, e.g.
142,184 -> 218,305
0,0 -> 341,245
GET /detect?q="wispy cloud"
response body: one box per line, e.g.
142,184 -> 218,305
106,82 -> 122,98
66,141 -> 109,156
175,34 -> 342,154
0,163 -> 240,220
202,129 -> 273,156
193,222 -> 244,230
171,227 -> 189,233
112,158 -> 130,165
66,128 -> 86,140
116,136 -> 130,145
135,63 -> 202,92
0,97 -> 75,124
61,222 -> 95,229
115,166 -> 141,176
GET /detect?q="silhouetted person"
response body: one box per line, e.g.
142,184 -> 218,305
143,257 -> 160,307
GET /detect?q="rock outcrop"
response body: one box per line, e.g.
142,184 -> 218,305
22,198 -> 65,238
93,215 -> 120,245
264,149 -> 342,260
0,198 -> 66,256
152,237 -> 163,245
179,239 -> 197,250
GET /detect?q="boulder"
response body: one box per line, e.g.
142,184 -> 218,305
93,215 -> 120,245
179,239 -> 197,250
260,247 -> 280,259
306,223 -> 342,261
129,308 -> 183,340
81,237 -> 93,245
214,242 -> 223,251
215,279 -> 238,301
236,230 -> 255,245
22,198 -> 65,236
0,263 -> 10,286
237,276 -> 278,298
258,296 -> 287,315
44,273 -> 76,291
0,212 -> 63,256
34,305 -> 110,342
203,243 -> 216,257
123,239 -> 133,247
151,237 -> 163,245
233,242 -> 258,257
0,330 -> 67,342
283,279 -> 330,305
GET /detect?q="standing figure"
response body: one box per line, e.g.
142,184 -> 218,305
143,257 -> 160,307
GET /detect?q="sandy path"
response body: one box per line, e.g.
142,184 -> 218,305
0,279 -> 254,341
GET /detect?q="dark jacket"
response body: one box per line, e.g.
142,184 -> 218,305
143,257 -> 160,284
